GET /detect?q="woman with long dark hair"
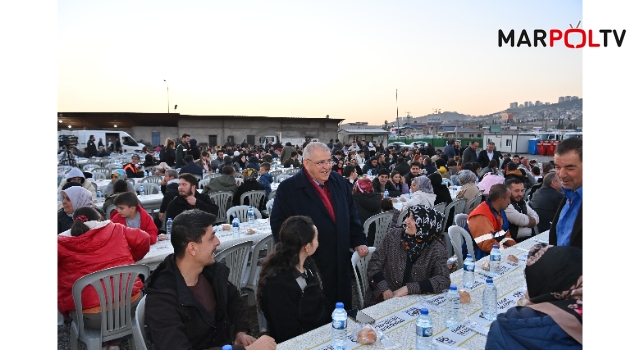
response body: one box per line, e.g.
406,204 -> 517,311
257,216 -> 332,343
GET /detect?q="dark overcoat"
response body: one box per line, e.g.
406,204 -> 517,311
270,169 -> 367,310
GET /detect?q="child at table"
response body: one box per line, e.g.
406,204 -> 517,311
110,192 -> 161,244
257,162 -> 274,198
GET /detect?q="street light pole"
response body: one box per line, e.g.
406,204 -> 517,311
163,79 -> 169,113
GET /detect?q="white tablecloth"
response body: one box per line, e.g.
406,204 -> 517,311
276,231 -> 549,350
94,178 -> 144,193
136,218 -> 273,271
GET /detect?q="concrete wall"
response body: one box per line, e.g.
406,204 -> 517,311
131,126 -> 179,146
177,118 -> 339,147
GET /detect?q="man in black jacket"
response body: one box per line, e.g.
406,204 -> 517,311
393,157 -> 410,176
158,169 -> 179,223
179,155 -> 204,177
145,209 -> 276,350
529,173 -> 564,233
175,133 -> 190,168
372,169 -> 401,197
86,135 -> 98,157
164,174 -> 219,226
477,141 -> 503,169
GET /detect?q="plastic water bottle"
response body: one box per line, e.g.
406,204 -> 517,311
216,167 -> 219,173
409,188 -> 412,199
445,285 -> 460,328
166,218 -> 172,240
139,184 -> 145,196
384,189 -> 389,198
331,302 -> 348,350
482,278 -> 498,321
490,245 -> 501,274
463,254 -> 475,288
415,308 -> 433,350
367,169 -> 372,176
248,206 -> 255,224
96,190 -> 102,199
290,163 -> 293,169
232,215 -> 240,238
202,168 -> 205,178
221,345 -> 232,350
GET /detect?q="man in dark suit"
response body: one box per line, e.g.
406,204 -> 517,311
529,172 -> 564,233
270,142 -> 368,310
477,141 -> 502,169
549,137 -> 582,248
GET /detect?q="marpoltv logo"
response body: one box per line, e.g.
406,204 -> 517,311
499,21 -> 626,48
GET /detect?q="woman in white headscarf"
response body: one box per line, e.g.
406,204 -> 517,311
402,176 -> 437,209
57,186 -> 105,234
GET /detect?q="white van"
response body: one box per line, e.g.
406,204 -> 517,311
58,130 -> 146,153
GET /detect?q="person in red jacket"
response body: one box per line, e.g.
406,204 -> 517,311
57,207 -> 150,327
110,191 -> 160,244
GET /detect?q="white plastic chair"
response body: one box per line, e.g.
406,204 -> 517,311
92,167 -> 111,177
446,225 -> 475,271
396,207 -> 409,226
267,189 -> 277,201
454,213 -> 468,228
351,247 -> 376,309
442,178 -> 454,187
275,174 -> 291,183
140,183 -> 161,195
92,172 -> 107,181
226,205 -> 263,224
215,240 -> 253,290
70,264 -> 150,350
442,198 -> 466,256
464,195 -> 483,214
265,198 -> 274,217
131,295 -> 148,350
209,191 -> 234,224
433,202 -> 447,214
362,212 -> 394,248
239,190 -> 265,209
141,176 -> 162,184
105,205 -> 117,219
198,179 -> 209,189
241,235 -> 275,333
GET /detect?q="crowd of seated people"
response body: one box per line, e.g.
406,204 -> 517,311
56,136 -> 582,349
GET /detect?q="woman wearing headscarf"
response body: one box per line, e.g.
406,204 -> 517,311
258,216 -> 332,343
455,169 -> 481,201
233,167 -> 266,207
427,172 -> 453,206
402,176 -> 437,209
188,138 -> 200,161
365,205 -> 450,306
352,178 -> 383,246
58,207 -> 150,330
57,186 -> 106,234
486,244 -> 582,349
103,169 -> 135,196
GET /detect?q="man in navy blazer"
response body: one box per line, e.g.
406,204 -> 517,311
270,142 -> 369,310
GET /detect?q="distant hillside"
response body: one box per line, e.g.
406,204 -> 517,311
505,98 -> 582,114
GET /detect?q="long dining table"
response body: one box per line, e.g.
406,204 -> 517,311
135,218 -> 273,271
276,231 -> 550,350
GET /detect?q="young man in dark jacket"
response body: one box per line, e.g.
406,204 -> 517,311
144,209 -> 276,350
164,174 -> 219,227
371,169 -> 401,197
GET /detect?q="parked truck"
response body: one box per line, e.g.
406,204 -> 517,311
57,129 -> 146,153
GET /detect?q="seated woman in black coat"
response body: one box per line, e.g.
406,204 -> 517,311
233,168 -> 266,208
258,216 -> 332,343
427,172 -> 453,206
352,177 -> 383,246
